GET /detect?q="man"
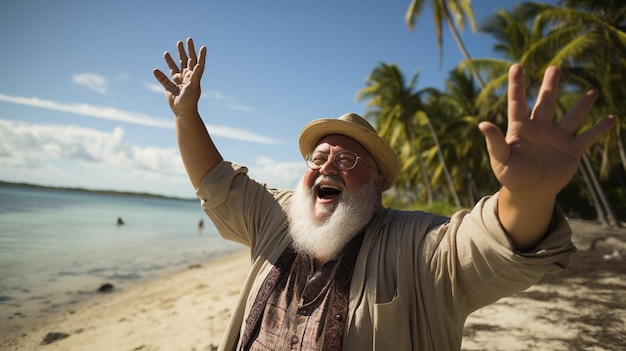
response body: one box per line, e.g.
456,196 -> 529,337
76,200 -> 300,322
153,38 -> 616,350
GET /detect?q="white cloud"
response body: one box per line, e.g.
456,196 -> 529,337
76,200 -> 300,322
145,83 -> 254,112
72,73 -> 108,94
0,93 -> 170,128
0,119 -> 183,175
203,89 -> 232,101
143,82 -> 165,94
0,119 -> 303,196
205,124 -> 280,144
0,93 -> 280,144
114,73 -> 130,82
0,118 -> 195,196
202,89 -> 254,112
247,156 -> 304,190
219,103 -> 254,112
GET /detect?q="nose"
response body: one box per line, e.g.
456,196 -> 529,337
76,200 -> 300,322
318,155 -> 339,175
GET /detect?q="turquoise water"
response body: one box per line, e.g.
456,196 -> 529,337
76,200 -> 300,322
0,184 -> 242,333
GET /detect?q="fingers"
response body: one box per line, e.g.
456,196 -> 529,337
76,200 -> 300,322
163,38 -> 206,85
507,64 -> 529,124
531,67 -> 560,122
156,38 -> 204,91
177,41 -> 188,70
164,52 -> 182,84
187,37 -> 197,69
577,115 -> 617,149
152,69 -> 180,95
152,69 -> 168,87
190,46 -> 207,82
559,89 -> 599,134
479,121 -> 510,165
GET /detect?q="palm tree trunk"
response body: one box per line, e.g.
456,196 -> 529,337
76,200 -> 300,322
425,119 -> 461,207
442,5 -> 486,89
582,153 -> 620,227
577,163 -> 608,226
465,171 -> 480,207
618,134 -> 626,175
417,151 -> 434,205
407,125 -> 434,206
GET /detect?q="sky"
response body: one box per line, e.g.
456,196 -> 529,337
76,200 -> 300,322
0,0 -> 556,198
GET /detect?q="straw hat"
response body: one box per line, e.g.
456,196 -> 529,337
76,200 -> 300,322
298,112 -> 400,191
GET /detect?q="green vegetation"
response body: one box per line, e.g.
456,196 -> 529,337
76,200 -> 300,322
0,180 -> 196,201
366,0 -> 625,226
384,193 -> 461,217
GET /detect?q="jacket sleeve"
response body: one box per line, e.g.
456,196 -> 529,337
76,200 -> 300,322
195,161 -> 293,258
424,192 -> 576,316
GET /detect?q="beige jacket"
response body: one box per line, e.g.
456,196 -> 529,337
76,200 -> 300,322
197,162 -> 576,351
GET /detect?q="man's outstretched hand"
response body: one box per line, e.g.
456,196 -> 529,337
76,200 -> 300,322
478,64 -> 615,250
479,64 -> 616,200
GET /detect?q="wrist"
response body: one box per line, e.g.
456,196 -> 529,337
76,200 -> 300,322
173,105 -> 200,120
500,186 -> 557,204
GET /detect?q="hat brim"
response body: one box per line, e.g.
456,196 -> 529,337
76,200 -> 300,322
299,118 -> 399,191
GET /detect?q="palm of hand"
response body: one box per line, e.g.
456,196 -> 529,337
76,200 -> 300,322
479,64 -> 615,198
164,70 -> 198,111
492,119 -> 582,197
153,38 -> 206,115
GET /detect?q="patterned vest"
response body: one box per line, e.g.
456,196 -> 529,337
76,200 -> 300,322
240,232 -> 364,351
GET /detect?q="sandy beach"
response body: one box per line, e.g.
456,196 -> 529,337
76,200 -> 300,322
1,219 -> 624,351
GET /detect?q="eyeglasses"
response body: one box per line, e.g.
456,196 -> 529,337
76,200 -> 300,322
305,150 -> 376,171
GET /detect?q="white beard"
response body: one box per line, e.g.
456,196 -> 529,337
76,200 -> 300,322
287,175 -> 380,263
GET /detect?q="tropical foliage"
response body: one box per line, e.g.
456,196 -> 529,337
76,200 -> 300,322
360,0 -> 625,226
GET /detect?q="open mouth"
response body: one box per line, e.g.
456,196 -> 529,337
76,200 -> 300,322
316,184 -> 342,199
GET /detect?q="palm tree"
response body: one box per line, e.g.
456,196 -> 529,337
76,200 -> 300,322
461,5 -> 546,118
357,63 -> 434,205
436,68 -> 497,206
405,0 -> 486,88
415,109 -> 462,207
371,1 -> 624,219
358,63 -> 462,207
521,0 -> 625,225
522,0 -> 626,174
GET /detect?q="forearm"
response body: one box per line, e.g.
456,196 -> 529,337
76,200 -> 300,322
176,110 -> 223,189
497,187 -> 555,251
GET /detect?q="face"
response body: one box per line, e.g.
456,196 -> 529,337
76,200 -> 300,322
302,135 -> 382,222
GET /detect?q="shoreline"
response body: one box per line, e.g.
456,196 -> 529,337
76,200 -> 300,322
0,180 -> 197,201
1,220 -> 624,350
1,249 -> 251,351
0,243 -> 243,339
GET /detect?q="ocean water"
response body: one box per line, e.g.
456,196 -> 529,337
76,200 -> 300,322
0,184 -> 243,334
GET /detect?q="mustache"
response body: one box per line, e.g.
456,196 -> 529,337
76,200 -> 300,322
313,175 -> 344,188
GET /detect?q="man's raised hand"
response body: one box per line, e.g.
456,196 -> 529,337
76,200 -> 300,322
153,37 -> 207,116
478,64 -> 616,198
